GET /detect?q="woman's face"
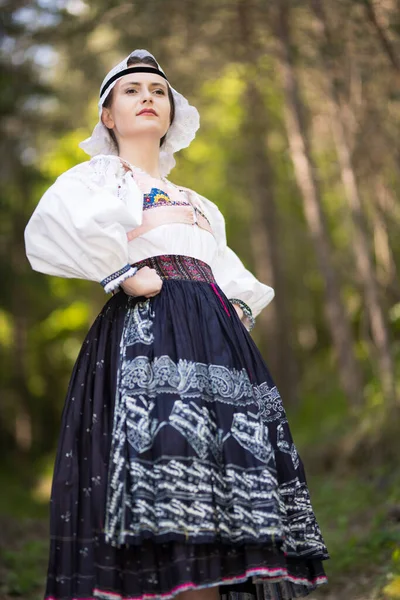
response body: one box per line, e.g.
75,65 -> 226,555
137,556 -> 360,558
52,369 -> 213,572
101,66 -> 171,145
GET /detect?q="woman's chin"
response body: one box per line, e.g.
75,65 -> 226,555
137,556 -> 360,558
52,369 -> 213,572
128,124 -> 166,139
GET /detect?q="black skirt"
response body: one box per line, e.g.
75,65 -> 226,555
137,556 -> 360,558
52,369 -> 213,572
45,254 -> 329,600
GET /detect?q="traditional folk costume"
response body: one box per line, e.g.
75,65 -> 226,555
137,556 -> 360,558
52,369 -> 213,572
24,49 -> 329,600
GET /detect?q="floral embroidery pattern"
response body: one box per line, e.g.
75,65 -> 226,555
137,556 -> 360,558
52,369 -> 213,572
142,187 -> 212,229
124,298 -> 155,346
132,254 -> 216,284
143,187 -> 189,210
254,382 -> 285,423
121,355 -> 258,405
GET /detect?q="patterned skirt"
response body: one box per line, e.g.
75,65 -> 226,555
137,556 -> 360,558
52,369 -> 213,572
45,254 -> 329,600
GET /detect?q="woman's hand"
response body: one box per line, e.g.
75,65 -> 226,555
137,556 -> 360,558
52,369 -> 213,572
232,303 -> 244,321
120,266 -> 163,298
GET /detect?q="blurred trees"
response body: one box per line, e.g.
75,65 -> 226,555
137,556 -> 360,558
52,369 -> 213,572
1,0 -> 399,468
273,0 -> 365,409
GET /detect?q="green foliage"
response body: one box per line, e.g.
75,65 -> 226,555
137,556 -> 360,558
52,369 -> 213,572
310,466 -> 400,597
40,129 -> 90,180
0,540 -> 48,599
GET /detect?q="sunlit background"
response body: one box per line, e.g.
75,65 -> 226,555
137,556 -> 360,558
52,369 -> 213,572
1,0 -> 400,598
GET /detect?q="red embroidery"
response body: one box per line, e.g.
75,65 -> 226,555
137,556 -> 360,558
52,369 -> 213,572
131,255 -> 215,283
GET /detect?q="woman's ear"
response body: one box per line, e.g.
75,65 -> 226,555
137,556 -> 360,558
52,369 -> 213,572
101,106 -> 114,129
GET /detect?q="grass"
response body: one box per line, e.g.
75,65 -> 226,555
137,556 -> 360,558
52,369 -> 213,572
0,466 -> 49,599
284,378 -> 400,599
309,466 -> 400,598
0,539 -> 49,599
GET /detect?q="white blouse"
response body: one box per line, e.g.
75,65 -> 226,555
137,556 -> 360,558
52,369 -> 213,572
24,155 -> 274,322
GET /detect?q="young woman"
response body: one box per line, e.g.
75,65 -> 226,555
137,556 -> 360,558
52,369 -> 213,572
25,49 -> 329,600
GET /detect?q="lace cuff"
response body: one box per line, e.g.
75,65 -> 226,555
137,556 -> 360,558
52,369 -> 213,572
101,264 -> 138,294
229,298 -> 256,332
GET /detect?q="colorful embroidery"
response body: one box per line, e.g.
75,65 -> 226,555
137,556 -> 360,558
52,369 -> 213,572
132,254 -> 216,284
141,187 -> 213,229
143,187 -> 189,210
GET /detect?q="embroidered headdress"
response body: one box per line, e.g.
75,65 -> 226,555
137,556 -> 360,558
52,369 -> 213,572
79,49 -> 200,177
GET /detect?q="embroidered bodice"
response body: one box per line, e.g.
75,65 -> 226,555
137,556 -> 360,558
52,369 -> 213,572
120,163 -> 215,243
143,187 -> 189,210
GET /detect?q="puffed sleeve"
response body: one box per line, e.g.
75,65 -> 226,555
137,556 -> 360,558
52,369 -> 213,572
24,155 -> 144,293
196,192 -> 275,331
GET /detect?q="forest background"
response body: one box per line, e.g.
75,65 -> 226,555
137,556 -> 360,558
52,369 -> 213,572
1,0 -> 399,598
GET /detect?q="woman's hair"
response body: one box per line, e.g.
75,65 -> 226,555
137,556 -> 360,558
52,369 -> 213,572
102,55 -> 175,151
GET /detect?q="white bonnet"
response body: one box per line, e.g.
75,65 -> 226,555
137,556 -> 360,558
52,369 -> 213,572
79,49 -> 200,177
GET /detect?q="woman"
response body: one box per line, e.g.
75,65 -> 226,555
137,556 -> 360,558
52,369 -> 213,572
24,49 -> 329,600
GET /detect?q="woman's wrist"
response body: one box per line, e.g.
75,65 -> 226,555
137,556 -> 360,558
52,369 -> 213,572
101,264 -> 138,294
232,303 -> 244,320
120,273 -> 139,295
228,298 -> 255,332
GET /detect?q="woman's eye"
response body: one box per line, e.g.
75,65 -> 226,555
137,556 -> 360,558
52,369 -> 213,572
126,89 -> 164,95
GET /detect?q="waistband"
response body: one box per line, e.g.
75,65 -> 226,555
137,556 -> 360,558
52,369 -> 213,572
131,254 -> 216,283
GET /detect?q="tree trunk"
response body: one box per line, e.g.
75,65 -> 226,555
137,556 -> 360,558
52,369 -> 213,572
236,0 -> 299,406
11,205 -> 33,452
362,0 -> 400,79
311,0 -> 397,405
373,179 -> 400,300
271,0 -> 364,409
244,83 -> 300,406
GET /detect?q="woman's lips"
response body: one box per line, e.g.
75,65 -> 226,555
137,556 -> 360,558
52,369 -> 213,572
137,110 -> 157,116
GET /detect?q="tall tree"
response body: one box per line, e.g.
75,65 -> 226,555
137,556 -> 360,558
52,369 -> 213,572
270,0 -> 364,409
373,179 -> 400,299
236,0 -> 299,405
311,0 -> 397,406
361,0 -> 400,79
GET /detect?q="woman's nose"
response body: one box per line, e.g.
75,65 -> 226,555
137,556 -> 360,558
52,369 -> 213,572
141,88 -> 153,102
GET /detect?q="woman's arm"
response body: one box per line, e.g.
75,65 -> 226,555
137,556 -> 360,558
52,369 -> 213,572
24,157 -> 143,293
212,245 -> 275,331
196,193 -> 275,331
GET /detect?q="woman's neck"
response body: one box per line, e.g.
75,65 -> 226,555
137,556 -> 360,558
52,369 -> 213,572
118,138 -> 162,179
